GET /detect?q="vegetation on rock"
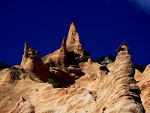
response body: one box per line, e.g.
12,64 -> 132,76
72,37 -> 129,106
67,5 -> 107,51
10,68 -> 21,80
48,78 -> 58,88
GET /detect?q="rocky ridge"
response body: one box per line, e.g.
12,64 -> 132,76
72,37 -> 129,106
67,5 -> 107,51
0,22 -> 149,113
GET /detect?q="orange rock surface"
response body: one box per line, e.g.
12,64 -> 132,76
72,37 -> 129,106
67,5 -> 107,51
134,65 -> 150,113
0,23 -> 148,113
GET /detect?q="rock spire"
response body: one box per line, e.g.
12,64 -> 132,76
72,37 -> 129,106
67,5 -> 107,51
21,42 -> 29,66
20,43 -> 50,82
58,37 -> 67,67
66,22 -> 84,57
61,36 -> 67,53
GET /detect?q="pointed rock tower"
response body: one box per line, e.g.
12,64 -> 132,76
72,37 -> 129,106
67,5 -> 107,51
21,42 -> 29,66
58,37 -> 67,67
42,22 -> 90,67
115,42 -> 133,74
60,36 -> 67,54
66,22 -> 85,57
95,42 -> 144,113
20,43 -> 50,82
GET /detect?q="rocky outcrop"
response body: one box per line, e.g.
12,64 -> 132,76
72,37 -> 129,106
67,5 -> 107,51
134,65 -> 150,113
0,22 -> 147,113
20,43 -> 50,82
0,68 -> 12,84
42,22 -> 90,67
8,96 -> 35,113
42,37 -> 67,67
93,43 -> 144,113
57,37 -> 67,67
1,42 -> 145,113
66,22 -> 85,57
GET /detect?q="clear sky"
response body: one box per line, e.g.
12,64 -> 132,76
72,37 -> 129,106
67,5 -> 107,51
0,0 -> 150,66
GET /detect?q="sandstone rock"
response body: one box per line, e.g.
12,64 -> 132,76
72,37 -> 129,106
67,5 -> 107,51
0,23 -> 147,113
21,42 -> 28,66
42,37 -> 67,67
94,42 -> 144,113
0,68 -> 12,84
42,23 -> 90,67
49,66 -> 83,87
57,37 -> 67,67
9,96 -> 35,113
134,64 -> 150,113
66,22 -> 85,57
21,43 -> 50,82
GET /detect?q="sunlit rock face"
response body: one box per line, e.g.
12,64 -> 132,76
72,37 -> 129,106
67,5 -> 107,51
0,23 -> 147,113
134,65 -> 150,113
42,37 -> 67,68
42,22 -> 90,68
66,22 -> 84,57
20,43 -> 50,82
93,43 -> 144,113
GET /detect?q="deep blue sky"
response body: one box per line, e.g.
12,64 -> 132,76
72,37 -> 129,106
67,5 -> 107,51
0,0 -> 150,66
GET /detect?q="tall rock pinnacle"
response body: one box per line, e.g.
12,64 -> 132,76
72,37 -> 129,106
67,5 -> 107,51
115,42 -> 132,72
58,37 -> 67,67
20,43 -> 50,82
21,42 -> 28,66
61,36 -> 67,52
66,22 -> 84,57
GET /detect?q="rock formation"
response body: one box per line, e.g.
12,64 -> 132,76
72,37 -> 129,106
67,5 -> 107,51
42,22 -> 90,67
134,65 -> 150,113
42,37 -> 67,67
20,43 -> 50,82
94,43 -> 144,113
57,37 -> 67,67
21,42 -> 29,66
0,23 -> 149,113
66,22 -> 84,57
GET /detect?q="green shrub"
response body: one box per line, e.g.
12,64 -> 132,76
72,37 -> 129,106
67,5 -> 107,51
48,78 -> 58,88
10,68 -> 21,80
27,72 -> 41,82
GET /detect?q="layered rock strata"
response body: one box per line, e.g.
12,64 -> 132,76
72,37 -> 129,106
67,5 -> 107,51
20,43 -> 50,82
0,23 -> 148,113
134,65 -> 150,113
0,42 -> 145,113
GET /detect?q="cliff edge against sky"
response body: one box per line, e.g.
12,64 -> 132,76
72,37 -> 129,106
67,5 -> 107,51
0,22 -> 149,113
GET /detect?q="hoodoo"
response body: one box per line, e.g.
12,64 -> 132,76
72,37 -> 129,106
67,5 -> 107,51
20,43 -> 50,82
42,22 -> 90,67
0,23 -> 149,113
66,22 -> 85,57
58,37 -> 67,67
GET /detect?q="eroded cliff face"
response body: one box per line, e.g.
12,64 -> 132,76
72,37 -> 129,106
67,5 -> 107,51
94,43 -> 144,113
66,22 -> 84,57
20,43 -> 50,82
134,65 -> 150,113
0,23 -> 148,113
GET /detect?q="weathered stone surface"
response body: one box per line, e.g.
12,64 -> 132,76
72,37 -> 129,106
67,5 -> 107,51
0,68 -> 12,84
93,43 -> 144,113
21,42 -> 29,66
58,37 -> 67,67
42,37 -> 67,67
66,22 -> 84,57
0,21 -> 147,113
134,64 -> 150,113
42,23 -> 90,67
0,42 -> 145,113
21,43 -> 50,82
